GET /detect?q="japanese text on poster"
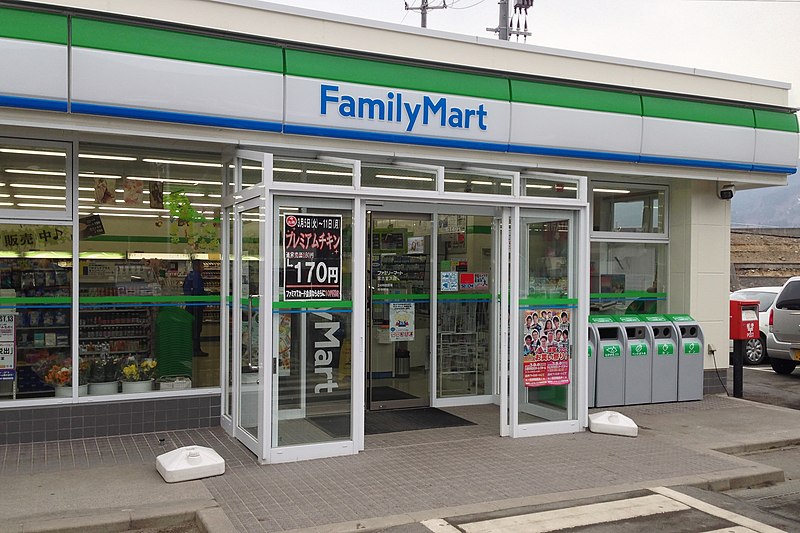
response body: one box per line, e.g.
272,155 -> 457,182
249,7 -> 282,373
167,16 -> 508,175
283,214 -> 342,301
389,302 -> 415,342
0,313 -> 15,381
522,308 -> 571,387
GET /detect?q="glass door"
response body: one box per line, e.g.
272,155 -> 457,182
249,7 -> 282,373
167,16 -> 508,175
367,212 -> 432,410
232,196 -> 265,455
512,210 -> 579,437
270,196 -> 356,457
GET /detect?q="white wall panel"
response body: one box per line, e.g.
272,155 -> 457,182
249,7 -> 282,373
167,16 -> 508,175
642,117 -> 755,165
72,47 -> 282,122
284,76 -> 510,145
754,129 -> 799,168
509,102 -> 642,155
0,38 -> 67,100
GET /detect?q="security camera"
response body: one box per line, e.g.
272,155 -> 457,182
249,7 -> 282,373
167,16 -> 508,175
717,184 -> 735,200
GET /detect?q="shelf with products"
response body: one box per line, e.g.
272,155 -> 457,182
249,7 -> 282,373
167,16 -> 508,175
437,301 -> 490,396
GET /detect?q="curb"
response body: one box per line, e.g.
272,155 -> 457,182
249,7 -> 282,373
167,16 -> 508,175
0,499 -> 235,533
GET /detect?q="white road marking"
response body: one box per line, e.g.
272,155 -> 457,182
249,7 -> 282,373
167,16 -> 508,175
421,518 -> 462,533
653,487 -> 786,533
702,527 -> 758,533
744,366 -> 774,373
459,494 -> 688,533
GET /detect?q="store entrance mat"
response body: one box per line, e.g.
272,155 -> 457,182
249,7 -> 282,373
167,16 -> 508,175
310,408 -> 476,438
370,386 -> 417,402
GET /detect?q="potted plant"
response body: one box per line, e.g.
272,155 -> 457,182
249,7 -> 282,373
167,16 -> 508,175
88,352 -> 120,395
42,359 -> 90,397
120,356 -> 157,393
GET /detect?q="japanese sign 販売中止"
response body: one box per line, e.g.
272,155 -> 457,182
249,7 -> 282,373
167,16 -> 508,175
522,308 -> 571,388
284,214 -> 342,301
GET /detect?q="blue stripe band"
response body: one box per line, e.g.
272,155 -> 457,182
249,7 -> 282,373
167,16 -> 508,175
637,155 -> 755,172
284,124 -> 510,152
752,164 -> 797,174
508,144 -> 641,163
71,102 -> 282,132
0,94 -> 67,112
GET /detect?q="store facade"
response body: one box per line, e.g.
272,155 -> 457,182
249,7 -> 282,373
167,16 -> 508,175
0,1 -> 796,462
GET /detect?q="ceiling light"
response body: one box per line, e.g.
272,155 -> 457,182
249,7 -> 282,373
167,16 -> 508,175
273,167 -> 302,173
78,198 -> 94,202
98,206 -> 167,212
0,193 -> 8,198
87,212 -> 159,218
129,176 -> 222,186
0,148 -> 66,157
78,173 -> 122,179
164,192 -> 204,197
594,188 -> 630,194
242,165 -> 263,171
79,154 -> 136,161
16,203 -> 65,208
526,184 -> 552,190
306,170 -> 352,176
374,174 -> 433,182
78,187 -> 94,192
14,194 -> 66,200
0,202 -> 12,207
471,181 -> 494,186
142,158 -> 222,168
444,179 -> 467,184
9,184 -> 66,190
207,194 -> 222,198
5,169 -> 66,176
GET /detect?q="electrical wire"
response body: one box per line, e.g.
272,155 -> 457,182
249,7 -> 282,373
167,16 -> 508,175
710,344 -> 731,396
448,0 -> 489,10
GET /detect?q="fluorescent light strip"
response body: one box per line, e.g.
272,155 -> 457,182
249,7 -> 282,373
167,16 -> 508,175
0,193 -> 9,198
0,202 -> 12,206
16,203 -> 65,208
526,184 -> 552,190
83,212 -> 159,218
307,170 -> 352,176
98,206 -> 167,212
207,194 -> 221,198
142,158 -> 222,168
79,154 -> 136,161
164,192 -> 204,197
444,179 -> 467,184
472,180 -> 494,186
14,194 -> 66,200
274,167 -> 302,173
78,173 -> 122,179
9,184 -> 66,190
6,169 -> 66,176
594,188 -> 630,194
374,174 -> 433,182
242,165 -> 263,171
0,148 -> 65,157
129,176 -> 222,186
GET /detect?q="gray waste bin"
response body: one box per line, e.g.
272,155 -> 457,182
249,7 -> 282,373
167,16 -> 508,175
668,314 -> 704,401
618,315 -> 652,405
642,314 -> 678,403
590,315 -> 625,407
588,326 -> 598,408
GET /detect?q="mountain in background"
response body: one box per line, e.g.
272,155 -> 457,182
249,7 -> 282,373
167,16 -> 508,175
732,169 -> 799,228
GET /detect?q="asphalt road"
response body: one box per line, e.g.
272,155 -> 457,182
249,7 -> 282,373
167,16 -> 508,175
730,363 -> 800,410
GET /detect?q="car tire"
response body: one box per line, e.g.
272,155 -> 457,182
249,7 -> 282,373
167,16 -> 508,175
743,336 -> 767,365
770,358 -> 797,375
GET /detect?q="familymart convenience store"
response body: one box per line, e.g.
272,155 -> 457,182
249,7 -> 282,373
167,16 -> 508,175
0,1 -> 796,462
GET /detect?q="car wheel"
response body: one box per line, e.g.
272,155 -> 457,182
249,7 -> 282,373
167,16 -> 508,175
744,336 -> 766,365
770,358 -> 797,375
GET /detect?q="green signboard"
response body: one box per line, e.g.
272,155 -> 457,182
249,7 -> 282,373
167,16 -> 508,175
630,342 -> 648,356
657,342 -> 675,355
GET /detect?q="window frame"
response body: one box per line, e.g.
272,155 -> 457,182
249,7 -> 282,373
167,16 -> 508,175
590,181 -> 668,241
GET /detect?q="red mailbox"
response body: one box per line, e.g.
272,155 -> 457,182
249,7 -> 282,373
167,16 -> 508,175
730,299 -> 760,340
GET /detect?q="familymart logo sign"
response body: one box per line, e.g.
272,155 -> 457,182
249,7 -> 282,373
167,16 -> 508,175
320,84 -> 489,133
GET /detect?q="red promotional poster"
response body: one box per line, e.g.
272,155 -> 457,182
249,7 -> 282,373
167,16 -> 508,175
283,213 -> 342,301
522,308 -> 571,388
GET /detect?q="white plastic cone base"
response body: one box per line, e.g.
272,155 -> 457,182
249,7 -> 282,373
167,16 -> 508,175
588,410 -> 638,437
156,445 -> 225,483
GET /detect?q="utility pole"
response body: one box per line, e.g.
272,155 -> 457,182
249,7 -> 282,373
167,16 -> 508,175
405,1 -> 446,29
487,0 -> 532,41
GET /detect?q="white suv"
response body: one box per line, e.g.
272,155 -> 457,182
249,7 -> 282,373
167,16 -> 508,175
768,276 -> 800,374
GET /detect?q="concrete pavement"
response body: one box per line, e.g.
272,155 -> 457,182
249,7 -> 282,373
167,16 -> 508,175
2,394 -> 800,532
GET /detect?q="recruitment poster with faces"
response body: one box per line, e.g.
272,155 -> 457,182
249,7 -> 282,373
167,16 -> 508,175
522,308 -> 571,388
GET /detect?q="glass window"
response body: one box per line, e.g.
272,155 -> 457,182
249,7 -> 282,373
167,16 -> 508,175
0,222 -> 73,402
273,159 -> 353,187
0,141 -> 70,216
444,170 -> 511,195
590,242 -> 667,315
361,164 -> 436,191
521,174 -> 579,199
592,184 -> 665,234
78,144 -> 223,396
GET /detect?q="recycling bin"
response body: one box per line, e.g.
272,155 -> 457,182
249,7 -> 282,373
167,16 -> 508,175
588,326 -> 598,408
668,314 -> 705,402
642,314 -> 679,403
617,315 -> 652,405
590,315 -> 625,407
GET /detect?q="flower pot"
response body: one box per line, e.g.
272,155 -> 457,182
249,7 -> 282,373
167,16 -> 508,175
89,381 -> 119,395
121,379 -> 153,394
53,385 -> 88,397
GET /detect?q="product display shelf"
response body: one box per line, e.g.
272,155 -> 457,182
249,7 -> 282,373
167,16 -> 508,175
437,301 -> 489,396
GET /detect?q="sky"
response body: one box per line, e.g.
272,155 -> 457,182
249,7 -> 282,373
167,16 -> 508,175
260,0 -> 800,106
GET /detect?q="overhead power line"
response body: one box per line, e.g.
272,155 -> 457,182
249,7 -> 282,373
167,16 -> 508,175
404,1 -> 447,28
